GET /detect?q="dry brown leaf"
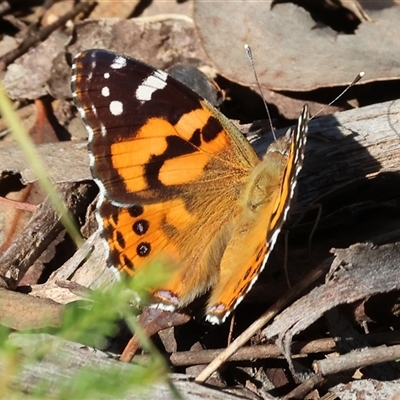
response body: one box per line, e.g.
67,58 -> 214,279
90,0 -> 139,20
68,17 -> 203,73
194,1 -> 400,91
3,32 -> 67,100
3,17 -> 203,102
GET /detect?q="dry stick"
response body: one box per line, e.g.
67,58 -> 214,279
313,344 -> 400,377
227,313 -> 235,345
170,338 -> 326,367
167,331 -> 400,367
0,195 -> 37,212
195,259 -> 331,383
0,183 -> 34,252
0,1 -> 95,69
56,280 -> 94,299
17,0 -> 58,47
282,375 -> 327,400
120,309 -> 190,363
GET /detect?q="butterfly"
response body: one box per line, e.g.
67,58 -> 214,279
71,49 -> 308,324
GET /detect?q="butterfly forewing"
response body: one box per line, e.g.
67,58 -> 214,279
72,50 -> 258,206
72,50 -> 262,309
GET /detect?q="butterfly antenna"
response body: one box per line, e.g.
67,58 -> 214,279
311,71 -> 365,120
244,44 -> 277,141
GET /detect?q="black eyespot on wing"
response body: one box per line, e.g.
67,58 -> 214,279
129,205 -> 144,217
133,220 -> 149,236
137,242 -> 151,257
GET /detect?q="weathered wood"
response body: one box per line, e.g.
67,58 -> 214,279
0,288 -> 63,329
0,181 -> 97,289
6,333 -> 250,400
251,99 -> 400,206
0,141 -> 89,184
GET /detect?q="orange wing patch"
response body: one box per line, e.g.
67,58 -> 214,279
102,197 -> 198,276
110,104 -> 228,194
100,195 -> 224,309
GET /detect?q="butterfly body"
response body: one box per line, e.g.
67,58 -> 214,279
72,50 -> 308,324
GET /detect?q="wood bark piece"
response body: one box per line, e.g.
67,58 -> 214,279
330,379 -> 400,399
29,230 -> 117,305
262,242 -> 400,368
0,141 -> 89,184
0,288 -> 63,329
313,344 -> 400,377
251,99 -> 400,207
0,181 -> 96,289
6,333 -> 250,400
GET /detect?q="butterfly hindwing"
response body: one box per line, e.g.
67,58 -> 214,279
206,106 -> 309,323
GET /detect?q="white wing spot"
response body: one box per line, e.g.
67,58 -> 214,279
111,56 -> 127,69
101,86 -> 110,97
100,122 -> 107,137
154,69 -> 168,81
91,104 -> 98,117
88,152 -> 95,168
84,120 -> 94,142
136,70 -> 168,102
104,72 -> 110,79
109,100 -> 123,116
150,303 -> 176,312
77,106 -> 85,120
